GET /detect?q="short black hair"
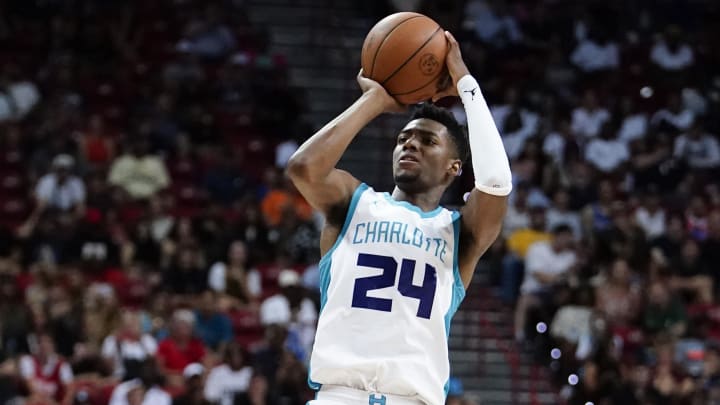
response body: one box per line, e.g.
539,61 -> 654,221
410,103 -> 469,163
551,224 -> 573,235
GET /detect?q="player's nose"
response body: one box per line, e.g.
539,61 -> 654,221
402,134 -> 420,150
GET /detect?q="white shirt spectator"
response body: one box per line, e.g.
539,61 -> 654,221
617,113 -> 648,143
651,108 -> 694,131
502,129 -> 533,161
571,106 -> 611,139
109,379 -> 171,405
502,204 -> 530,237
464,0 -> 522,47
35,173 -> 86,211
521,241 -> 577,294
550,305 -> 593,344
275,139 -> 299,168
260,290 -> 317,357
491,105 -> 539,135
650,40 -> 694,71
204,364 -> 252,405
19,355 -> 73,397
207,262 -> 262,298
674,132 -> 720,169
570,39 -> 620,72
547,209 -> 582,240
108,154 -> 170,199
585,138 -> 630,172
543,131 -> 567,164
635,207 -> 666,239
0,81 -> 41,122
101,334 -> 158,379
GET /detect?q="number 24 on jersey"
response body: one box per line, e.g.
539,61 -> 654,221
351,253 -> 437,319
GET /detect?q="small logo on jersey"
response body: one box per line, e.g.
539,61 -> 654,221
464,87 -> 478,100
369,393 -> 387,405
419,54 -> 440,76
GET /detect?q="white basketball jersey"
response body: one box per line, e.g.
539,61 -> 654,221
308,184 -> 466,405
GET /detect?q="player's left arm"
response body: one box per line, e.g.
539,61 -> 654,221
435,32 -> 512,288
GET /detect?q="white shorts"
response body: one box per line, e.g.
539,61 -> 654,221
308,386 -> 425,405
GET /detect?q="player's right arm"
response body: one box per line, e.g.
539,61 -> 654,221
287,71 -> 404,220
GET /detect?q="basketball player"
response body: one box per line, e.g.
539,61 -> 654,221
287,31 -> 511,405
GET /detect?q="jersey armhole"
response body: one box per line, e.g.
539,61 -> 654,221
319,183 -> 368,264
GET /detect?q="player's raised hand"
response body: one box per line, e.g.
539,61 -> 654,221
432,31 -> 471,103
357,69 -> 407,114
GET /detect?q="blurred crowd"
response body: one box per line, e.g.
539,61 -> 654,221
2,0 -> 720,405
437,0 -> 720,404
0,0 -> 321,404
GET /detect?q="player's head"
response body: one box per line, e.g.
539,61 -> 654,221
392,103 -> 468,193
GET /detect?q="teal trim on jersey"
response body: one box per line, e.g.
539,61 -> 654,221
308,182 -> 369,392
381,192 -> 445,218
443,210 -> 466,398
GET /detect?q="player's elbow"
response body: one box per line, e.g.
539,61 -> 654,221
286,154 -> 313,183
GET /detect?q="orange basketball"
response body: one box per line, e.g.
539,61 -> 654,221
361,12 -> 448,105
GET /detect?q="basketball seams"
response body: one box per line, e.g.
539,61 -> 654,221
390,64 -> 446,96
368,15 -> 424,78
380,26 -> 443,86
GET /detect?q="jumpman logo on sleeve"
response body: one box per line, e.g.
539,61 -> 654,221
463,87 -> 478,100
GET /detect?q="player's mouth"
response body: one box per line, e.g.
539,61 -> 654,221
398,154 -> 420,164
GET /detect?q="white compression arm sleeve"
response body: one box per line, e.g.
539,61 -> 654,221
457,74 -> 513,196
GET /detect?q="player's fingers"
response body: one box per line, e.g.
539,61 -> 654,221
444,31 -> 458,46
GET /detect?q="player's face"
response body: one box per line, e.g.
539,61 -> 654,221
392,118 -> 459,192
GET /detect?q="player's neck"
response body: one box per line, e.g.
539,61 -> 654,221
391,187 -> 442,212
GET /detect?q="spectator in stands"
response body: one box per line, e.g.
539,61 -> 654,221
546,189 -> 582,240
570,27 -> 620,73
178,3 -> 236,61
76,114 -> 117,169
651,93 -> 695,133
463,0 -> 523,48
32,154 -> 86,218
650,26 -> 694,73
550,287 -> 596,361
595,258 -> 642,328
644,281 -> 688,338
502,181 -> 531,237
581,179 -> 616,236
194,291 -> 233,352
634,190 -> 666,240
101,309 -> 158,381
156,310 -> 207,386
208,240 -> 262,310
173,363 -> 210,405
491,87 -> 539,137
19,331 -> 73,404
673,119 -> 720,171
204,342 -> 253,405
204,148 -> 248,206
0,65 -> 41,123
83,284 -> 122,353
259,270 -> 317,362
616,97 -> 649,145
108,138 -> 170,200
163,246 -> 207,295
669,238 -> 713,304
571,90 -> 611,140
514,225 -> 577,342
584,121 -> 630,174
109,359 -> 171,405
501,205 -> 550,304
260,174 -> 313,228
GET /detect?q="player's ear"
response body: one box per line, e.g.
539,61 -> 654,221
449,160 -> 461,177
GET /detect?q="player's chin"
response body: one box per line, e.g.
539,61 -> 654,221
393,171 -> 420,185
